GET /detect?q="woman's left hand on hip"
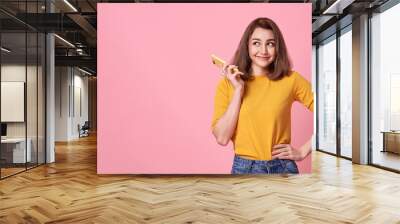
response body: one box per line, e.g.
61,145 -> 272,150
272,144 -> 303,161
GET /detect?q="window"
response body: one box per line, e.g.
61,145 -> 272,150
371,2 -> 400,171
339,27 -> 352,158
317,35 -> 337,154
0,1 -> 46,179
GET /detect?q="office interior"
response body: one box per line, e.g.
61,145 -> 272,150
0,0 -> 399,222
313,0 -> 400,172
0,0 -> 97,179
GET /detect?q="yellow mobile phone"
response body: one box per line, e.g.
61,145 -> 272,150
211,54 -> 240,74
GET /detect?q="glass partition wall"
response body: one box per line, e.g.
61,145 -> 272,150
315,0 -> 400,172
0,31 -> 27,177
317,35 -> 337,155
316,25 -> 353,159
0,2 -> 46,179
339,26 -> 352,159
370,2 -> 400,171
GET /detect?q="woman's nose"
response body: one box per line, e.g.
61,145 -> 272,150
261,45 -> 268,54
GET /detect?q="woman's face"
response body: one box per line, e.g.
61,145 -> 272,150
248,27 -> 276,73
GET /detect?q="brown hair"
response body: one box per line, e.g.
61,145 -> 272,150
231,17 -> 292,81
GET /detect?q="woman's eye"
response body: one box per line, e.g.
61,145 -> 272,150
267,42 -> 276,47
253,42 -> 260,46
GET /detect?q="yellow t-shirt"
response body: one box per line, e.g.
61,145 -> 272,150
211,71 -> 314,160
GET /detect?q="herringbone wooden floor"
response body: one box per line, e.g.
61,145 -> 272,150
1,134 -> 400,224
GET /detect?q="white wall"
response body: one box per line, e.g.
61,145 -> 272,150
1,65 -> 26,130
55,66 -> 69,141
55,67 -> 89,141
1,64 -> 46,163
1,65 -> 41,137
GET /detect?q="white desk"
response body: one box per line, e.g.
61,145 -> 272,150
1,138 -> 32,163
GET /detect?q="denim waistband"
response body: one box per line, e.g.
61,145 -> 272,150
234,155 -> 282,166
231,154 -> 299,174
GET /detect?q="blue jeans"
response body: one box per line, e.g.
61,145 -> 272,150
231,155 -> 299,174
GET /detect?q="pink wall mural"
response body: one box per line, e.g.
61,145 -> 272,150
98,3 -> 313,174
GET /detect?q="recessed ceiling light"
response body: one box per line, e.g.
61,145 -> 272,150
1,47 -> 11,53
54,34 -> 75,48
322,0 -> 355,15
63,0 -> 78,12
78,67 -> 93,76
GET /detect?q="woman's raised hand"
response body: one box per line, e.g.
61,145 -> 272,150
222,64 -> 245,91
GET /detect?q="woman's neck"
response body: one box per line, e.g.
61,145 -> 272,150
250,66 -> 269,77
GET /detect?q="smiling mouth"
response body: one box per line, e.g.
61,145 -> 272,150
256,56 -> 270,60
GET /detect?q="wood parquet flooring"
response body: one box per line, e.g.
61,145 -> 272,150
1,133 -> 400,223
0,167 -> 26,178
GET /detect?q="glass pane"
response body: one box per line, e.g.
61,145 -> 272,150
312,45 -> 317,151
26,0 -> 39,169
1,31 -> 27,177
340,28 -> 352,158
318,36 -> 337,154
371,3 -> 400,171
27,31 -> 38,169
38,32 -> 45,165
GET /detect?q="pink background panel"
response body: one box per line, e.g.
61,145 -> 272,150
97,3 -> 313,174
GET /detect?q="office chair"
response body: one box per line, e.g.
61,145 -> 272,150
79,121 -> 90,138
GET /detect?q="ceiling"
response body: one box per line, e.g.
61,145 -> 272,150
0,0 -> 392,75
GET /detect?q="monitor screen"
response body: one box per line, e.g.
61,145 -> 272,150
1,123 -> 7,137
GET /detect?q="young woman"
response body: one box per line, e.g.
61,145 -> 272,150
211,17 -> 314,174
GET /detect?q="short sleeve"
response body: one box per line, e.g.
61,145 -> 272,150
211,78 -> 231,130
293,72 -> 314,112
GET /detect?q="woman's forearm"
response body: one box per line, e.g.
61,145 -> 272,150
212,88 -> 244,146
